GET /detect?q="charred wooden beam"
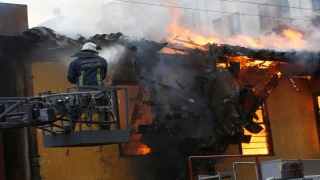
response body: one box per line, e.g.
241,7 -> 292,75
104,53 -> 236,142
289,77 -> 300,92
175,79 -> 185,90
158,83 -> 180,92
139,76 -> 156,84
142,100 -> 162,106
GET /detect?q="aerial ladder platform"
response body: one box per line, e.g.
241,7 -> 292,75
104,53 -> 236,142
0,85 -> 131,147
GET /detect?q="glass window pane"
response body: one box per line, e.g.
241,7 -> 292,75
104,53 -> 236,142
275,0 -> 290,18
228,12 -> 241,36
313,0 -> 320,11
259,4 -> 270,29
212,18 -> 223,35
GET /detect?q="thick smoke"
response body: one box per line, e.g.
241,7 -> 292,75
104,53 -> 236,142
37,0 -> 172,40
287,17 -> 320,50
100,44 -> 127,64
223,18 -> 320,51
3,0 -> 319,51
39,1 -> 104,39
98,1 -> 173,40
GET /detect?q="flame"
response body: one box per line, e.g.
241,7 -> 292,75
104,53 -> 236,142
242,108 -> 269,155
233,36 -> 263,48
235,29 -> 308,50
163,0 -> 308,52
306,76 -> 311,82
281,29 -> 307,49
228,56 -> 276,69
137,147 -> 151,155
216,63 -> 227,68
277,71 -> 282,78
251,60 -> 273,69
243,37 -> 262,47
242,127 -> 269,155
159,47 -> 189,54
162,0 -> 220,47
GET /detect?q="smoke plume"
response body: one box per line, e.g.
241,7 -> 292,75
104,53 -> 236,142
9,0 -> 319,51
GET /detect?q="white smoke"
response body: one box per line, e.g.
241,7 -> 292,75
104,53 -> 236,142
287,17 -> 320,50
36,0 -> 104,39
99,44 -> 127,64
98,1 -> 172,40
3,0 -> 320,51
27,0 -> 173,40
98,43 -> 128,79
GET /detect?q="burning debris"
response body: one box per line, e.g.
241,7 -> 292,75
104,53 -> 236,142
289,77 -> 301,92
1,26 -> 319,179
131,41 -> 284,179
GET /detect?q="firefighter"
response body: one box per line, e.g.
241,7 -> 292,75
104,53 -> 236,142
65,42 -> 110,131
67,42 -> 107,86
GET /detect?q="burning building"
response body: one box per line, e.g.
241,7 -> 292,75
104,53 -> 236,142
1,1 -> 320,180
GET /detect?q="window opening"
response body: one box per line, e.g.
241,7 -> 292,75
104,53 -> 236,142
240,104 -> 274,155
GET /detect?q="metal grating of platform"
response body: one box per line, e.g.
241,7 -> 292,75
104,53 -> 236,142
43,129 -> 130,147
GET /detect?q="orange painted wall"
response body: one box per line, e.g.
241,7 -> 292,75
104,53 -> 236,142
32,62 -> 156,180
214,77 -> 320,180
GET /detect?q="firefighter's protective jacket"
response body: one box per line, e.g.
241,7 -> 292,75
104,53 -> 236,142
67,51 -> 108,86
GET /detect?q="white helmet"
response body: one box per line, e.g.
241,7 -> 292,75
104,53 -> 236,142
81,42 -> 101,53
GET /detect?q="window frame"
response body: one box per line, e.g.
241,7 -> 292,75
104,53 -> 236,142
312,92 -> 320,143
258,4 -> 271,29
228,12 -> 242,36
239,103 -> 275,156
114,80 -> 153,156
275,0 -> 290,18
313,0 -> 320,11
212,18 -> 223,35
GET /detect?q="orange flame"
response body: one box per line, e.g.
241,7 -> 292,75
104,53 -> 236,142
162,0 -> 308,51
162,0 -> 220,46
229,56 -> 276,69
281,29 -> 307,49
277,71 -> 282,78
242,36 -> 263,48
242,108 -> 269,155
137,147 -> 151,154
